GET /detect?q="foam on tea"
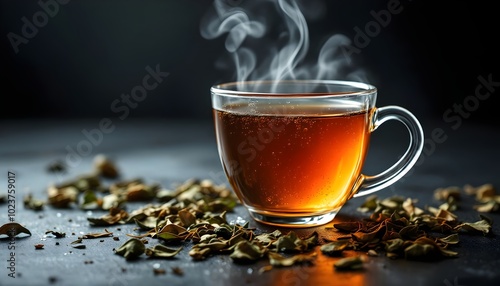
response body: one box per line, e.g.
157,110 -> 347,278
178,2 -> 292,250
214,102 -> 373,217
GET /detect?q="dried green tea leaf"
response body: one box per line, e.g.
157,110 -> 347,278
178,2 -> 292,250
189,240 -> 228,260
158,222 -> 188,235
81,189 -> 99,210
254,230 -> 282,245
188,247 -> 212,261
273,231 -> 318,253
402,198 -> 424,216
398,225 -> 423,240
334,256 -> 365,271
230,241 -> 266,263
82,229 -> 113,239
455,218 -> 492,235
94,154 -> 120,178
23,194 -> 44,211
134,217 -> 157,230
156,189 -> 176,202
438,198 -> 458,212
320,240 -> 350,256
101,194 -> 125,211
404,243 -> 436,260
435,209 -> 458,222
0,222 -> 31,237
115,238 -> 146,260
109,178 -> 143,194
227,232 -> 247,247
156,232 -> 188,243
208,197 -> 239,212
56,173 -> 101,191
474,200 -> 500,213
379,197 -> 403,210
214,225 -> 233,240
438,233 -> 459,245
474,184 -> 496,201
145,244 -> 182,258
385,238 -> 404,253
434,186 -> 461,201
87,207 -> 128,226
268,251 -> 317,267
367,249 -> 378,257
87,218 -> 115,226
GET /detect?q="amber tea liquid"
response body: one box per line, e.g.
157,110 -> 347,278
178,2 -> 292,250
214,103 -> 373,216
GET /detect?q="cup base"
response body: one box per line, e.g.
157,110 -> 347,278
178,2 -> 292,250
247,209 -> 338,228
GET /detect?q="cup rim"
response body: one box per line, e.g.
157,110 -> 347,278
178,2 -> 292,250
211,79 -> 377,98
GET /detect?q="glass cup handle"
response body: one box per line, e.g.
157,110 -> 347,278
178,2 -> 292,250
353,106 -> 424,198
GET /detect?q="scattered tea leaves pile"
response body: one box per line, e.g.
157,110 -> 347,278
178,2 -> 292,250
322,192 -> 493,262
100,178 -> 319,269
1,154 -> 496,274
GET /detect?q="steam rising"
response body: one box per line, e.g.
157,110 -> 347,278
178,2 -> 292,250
201,0 -> 365,91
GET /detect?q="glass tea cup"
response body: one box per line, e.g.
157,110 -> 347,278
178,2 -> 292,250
211,80 -> 423,227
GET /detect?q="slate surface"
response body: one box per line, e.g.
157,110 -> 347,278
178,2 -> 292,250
0,118 -> 499,286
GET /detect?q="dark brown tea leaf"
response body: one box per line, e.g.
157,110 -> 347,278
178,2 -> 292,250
0,222 -> 32,237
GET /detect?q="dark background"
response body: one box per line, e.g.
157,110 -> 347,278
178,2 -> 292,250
0,0 -> 499,126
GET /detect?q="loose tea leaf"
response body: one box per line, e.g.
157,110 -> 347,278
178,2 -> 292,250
434,186 -> 461,201
145,244 -> 183,258
438,233 -> 459,245
230,241 -> 266,263
272,231 -> 318,253
81,229 -> 113,239
47,185 -> 79,208
115,238 -> 146,260
268,251 -> 317,267
0,222 -> 32,237
404,243 -> 436,260
455,217 -> 492,235
94,154 -> 120,178
327,194 -> 494,262
334,256 -> 365,271
87,208 -> 128,226
45,230 -> 66,238
80,190 -> 99,210
320,240 -> 350,256
23,193 -> 44,211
